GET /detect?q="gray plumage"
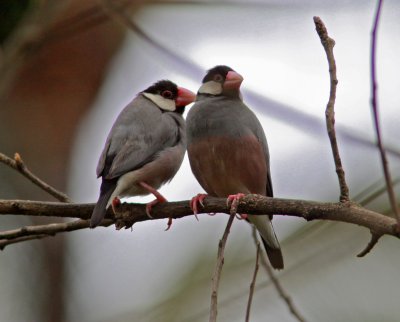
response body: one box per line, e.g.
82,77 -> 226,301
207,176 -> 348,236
91,82 -> 189,228
186,66 -> 283,269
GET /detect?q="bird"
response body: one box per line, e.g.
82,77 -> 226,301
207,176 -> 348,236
90,80 -> 195,229
186,65 -> 284,269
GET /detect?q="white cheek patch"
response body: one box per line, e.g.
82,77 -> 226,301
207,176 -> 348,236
198,81 -> 222,95
143,93 -> 176,111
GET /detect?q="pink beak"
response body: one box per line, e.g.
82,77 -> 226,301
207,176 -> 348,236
176,87 -> 196,107
223,71 -> 243,90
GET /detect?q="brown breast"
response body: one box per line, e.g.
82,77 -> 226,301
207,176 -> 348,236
188,135 -> 267,197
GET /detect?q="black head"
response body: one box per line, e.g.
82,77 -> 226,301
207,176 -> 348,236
202,65 -> 234,84
143,80 -> 179,100
141,80 -> 195,114
198,65 -> 243,98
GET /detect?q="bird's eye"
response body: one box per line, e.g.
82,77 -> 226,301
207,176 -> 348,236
161,90 -> 173,99
213,74 -> 223,82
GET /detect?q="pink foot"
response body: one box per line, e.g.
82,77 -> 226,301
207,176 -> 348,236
226,193 -> 246,215
139,181 -> 172,230
145,197 -> 166,218
111,197 -> 121,214
190,193 -> 208,220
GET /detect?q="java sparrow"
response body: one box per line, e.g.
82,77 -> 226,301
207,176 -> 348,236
186,66 -> 284,269
90,80 -> 195,228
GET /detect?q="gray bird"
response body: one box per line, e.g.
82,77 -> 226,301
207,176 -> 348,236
186,66 -> 284,269
90,80 -> 195,228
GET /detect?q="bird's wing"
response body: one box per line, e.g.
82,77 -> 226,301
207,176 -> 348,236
96,96 -> 181,179
238,103 -> 274,197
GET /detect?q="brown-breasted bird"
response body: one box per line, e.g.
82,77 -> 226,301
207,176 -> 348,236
186,66 -> 283,269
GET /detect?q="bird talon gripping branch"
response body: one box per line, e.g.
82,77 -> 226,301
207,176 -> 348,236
190,193 -> 208,220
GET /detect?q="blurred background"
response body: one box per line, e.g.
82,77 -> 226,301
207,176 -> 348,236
1,1 -> 400,321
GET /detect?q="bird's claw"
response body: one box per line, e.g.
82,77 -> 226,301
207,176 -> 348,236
165,217 -> 173,231
111,197 -> 121,214
190,193 -> 208,220
226,193 -> 245,215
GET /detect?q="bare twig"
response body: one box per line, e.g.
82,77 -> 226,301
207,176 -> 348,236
0,235 -> 48,249
370,0 -> 400,228
0,219 -> 113,250
209,212 -> 235,322
313,16 -> 349,202
357,232 -> 381,257
252,229 -> 307,322
0,153 -> 70,202
245,240 -> 261,322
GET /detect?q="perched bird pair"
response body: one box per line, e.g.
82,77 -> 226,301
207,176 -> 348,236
90,66 -> 283,269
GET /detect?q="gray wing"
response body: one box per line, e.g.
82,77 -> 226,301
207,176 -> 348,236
96,95 -> 182,179
239,103 -> 274,197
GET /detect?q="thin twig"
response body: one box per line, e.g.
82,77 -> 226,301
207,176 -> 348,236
357,232 -> 381,257
209,212 -> 235,322
0,219 -> 113,250
0,234 -> 48,249
370,0 -> 400,229
252,229 -> 307,322
313,16 -> 349,203
0,153 -> 71,202
245,240 -> 261,322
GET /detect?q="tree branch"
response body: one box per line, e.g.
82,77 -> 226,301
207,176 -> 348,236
0,195 -> 398,251
369,0 -> 400,228
0,219 -> 113,250
245,240 -> 260,322
0,153 -> 70,202
313,16 -> 349,203
209,212 -> 235,322
356,232 -> 381,257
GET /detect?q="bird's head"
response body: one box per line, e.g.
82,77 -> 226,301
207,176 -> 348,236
198,65 -> 243,99
142,80 -> 195,114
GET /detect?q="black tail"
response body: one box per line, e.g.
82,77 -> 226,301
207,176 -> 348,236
90,179 -> 116,228
261,237 -> 284,270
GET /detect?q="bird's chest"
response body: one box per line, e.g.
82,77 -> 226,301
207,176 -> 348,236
187,135 -> 267,196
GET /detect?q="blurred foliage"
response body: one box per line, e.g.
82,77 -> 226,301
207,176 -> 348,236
0,0 -> 32,44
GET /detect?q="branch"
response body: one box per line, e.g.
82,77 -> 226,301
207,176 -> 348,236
0,219 -> 113,250
209,212 -> 235,322
0,153 -> 70,202
356,232 -> 381,257
245,240 -> 261,322
370,0 -> 400,228
313,16 -> 349,202
1,195 -> 399,251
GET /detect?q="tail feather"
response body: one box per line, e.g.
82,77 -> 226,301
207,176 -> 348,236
261,237 -> 284,270
90,180 -> 116,228
248,214 -> 284,269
